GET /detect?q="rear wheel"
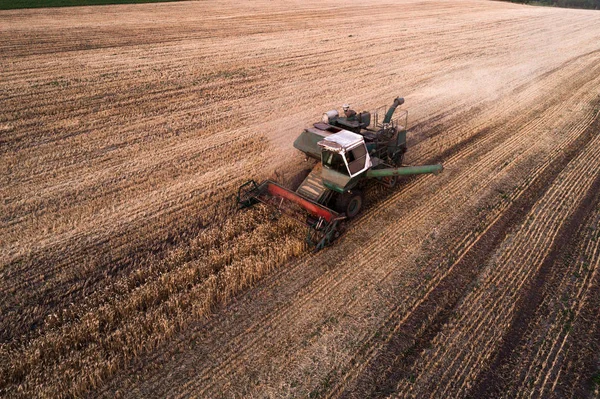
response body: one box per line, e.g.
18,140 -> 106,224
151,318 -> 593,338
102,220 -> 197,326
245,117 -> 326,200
392,148 -> 406,166
336,190 -> 363,218
381,175 -> 398,188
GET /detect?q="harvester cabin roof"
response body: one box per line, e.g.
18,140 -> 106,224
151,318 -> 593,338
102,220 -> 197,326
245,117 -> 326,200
318,130 -> 364,153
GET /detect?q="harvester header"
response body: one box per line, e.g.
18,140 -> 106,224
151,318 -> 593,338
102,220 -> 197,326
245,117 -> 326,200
238,97 -> 443,250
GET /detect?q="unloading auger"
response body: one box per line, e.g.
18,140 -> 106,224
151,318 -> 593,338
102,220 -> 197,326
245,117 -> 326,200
237,97 -> 443,251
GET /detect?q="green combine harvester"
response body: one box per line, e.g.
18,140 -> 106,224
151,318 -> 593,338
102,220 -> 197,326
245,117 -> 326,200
238,97 -> 443,250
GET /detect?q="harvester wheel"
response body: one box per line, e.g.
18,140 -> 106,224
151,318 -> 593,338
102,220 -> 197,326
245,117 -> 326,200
392,149 -> 405,166
336,190 -> 363,218
381,175 -> 398,188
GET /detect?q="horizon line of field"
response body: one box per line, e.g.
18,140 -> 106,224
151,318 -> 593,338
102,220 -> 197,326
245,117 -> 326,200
0,0 -> 181,11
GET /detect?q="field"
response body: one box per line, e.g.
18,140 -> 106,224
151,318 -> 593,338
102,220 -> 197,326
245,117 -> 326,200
1,0 -> 600,397
0,0 -> 181,11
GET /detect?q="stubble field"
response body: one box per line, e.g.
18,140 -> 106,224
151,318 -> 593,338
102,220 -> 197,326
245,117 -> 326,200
1,0 -> 600,397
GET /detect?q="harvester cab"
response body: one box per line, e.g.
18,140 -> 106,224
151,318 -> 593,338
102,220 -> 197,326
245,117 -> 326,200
318,130 -> 371,191
237,97 -> 443,251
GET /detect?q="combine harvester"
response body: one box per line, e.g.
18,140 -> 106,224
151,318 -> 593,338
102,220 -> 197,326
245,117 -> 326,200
238,97 -> 443,250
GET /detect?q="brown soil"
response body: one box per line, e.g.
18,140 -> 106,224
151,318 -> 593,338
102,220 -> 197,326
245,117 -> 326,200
1,0 -> 600,398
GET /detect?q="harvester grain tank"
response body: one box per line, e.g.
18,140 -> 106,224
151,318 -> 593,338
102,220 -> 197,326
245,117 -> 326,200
237,97 -> 443,250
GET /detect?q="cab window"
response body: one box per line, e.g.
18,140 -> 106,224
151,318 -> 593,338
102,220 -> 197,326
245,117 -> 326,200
347,144 -> 367,175
322,150 -> 349,175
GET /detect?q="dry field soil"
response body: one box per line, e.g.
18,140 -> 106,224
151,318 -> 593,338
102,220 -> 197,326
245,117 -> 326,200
1,0 -> 600,397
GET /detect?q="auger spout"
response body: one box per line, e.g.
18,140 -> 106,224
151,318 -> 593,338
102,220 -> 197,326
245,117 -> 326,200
382,97 -> 405,124
366,163 -> 443,178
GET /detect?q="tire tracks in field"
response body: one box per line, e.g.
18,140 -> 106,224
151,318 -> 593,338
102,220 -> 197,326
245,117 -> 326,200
391,109 -> 600,398
178,105 -> 508,397
328,90 -> 600,397
466,110 -> 600,399
334,104 -> 600,399
548,248 -> 600,399
442,141 -> 600,396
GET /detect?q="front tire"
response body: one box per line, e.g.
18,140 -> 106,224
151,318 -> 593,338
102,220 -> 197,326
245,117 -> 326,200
335,190 -> 363,218
392,150 -> 405,166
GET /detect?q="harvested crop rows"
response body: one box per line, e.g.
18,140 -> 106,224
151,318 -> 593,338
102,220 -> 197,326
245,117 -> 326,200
1,0 -> 600,398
